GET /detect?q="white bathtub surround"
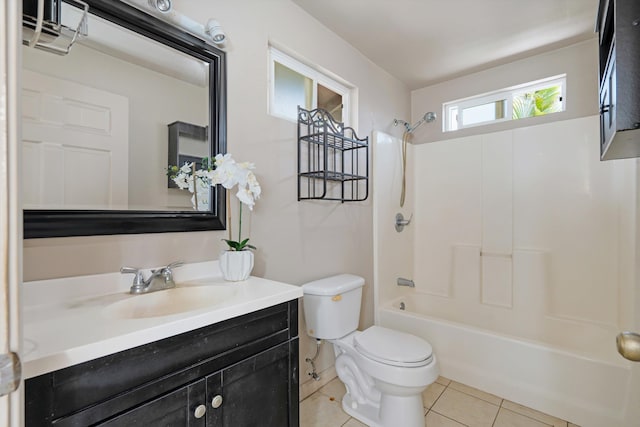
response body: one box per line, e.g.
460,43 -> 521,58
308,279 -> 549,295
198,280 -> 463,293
22,260 -> 302,378
374,116 -> 637,427
372,131 -> 416,314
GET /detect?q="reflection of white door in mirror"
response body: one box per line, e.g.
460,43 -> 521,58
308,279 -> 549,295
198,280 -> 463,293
21,69 -> 129,209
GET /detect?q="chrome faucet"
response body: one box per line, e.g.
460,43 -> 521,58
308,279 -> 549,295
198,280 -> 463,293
120,262 -> 184,294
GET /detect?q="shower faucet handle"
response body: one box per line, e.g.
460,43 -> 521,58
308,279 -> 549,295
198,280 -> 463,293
395,212 -> 413,232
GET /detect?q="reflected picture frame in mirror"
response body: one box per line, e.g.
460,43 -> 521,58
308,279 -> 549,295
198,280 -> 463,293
22,0 -> 227,238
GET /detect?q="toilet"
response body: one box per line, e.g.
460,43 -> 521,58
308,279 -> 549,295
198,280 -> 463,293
302,274 -> 438,427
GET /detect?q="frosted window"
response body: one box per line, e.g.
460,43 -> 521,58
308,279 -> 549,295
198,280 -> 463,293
273,62 -> 312,121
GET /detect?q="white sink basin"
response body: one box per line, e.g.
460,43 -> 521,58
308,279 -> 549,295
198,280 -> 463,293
104,285 -> 238,319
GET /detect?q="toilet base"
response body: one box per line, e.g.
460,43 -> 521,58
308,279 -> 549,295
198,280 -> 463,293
342,392 -> 381,427
379,392 -> 425,427
341,392 -> 426,427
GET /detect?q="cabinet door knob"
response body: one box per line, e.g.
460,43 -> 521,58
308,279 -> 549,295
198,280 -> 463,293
211,394 -> 223,408
194,404 -> 207,418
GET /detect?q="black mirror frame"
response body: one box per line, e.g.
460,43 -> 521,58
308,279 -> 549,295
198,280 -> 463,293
23,0 -> 227,238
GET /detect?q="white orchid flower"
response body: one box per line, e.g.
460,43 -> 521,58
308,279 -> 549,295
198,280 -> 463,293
236,186 -> 255,210
173,173 -> 190,190
206,153 -> 261,209
194,169 -> 208,178
246,171 -> 261,199
186,175 -> 195,193
208,154 -> 239,188
180,162 -> 193,174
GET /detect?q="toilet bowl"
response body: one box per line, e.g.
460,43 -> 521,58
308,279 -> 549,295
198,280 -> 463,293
302,274 -> 439,427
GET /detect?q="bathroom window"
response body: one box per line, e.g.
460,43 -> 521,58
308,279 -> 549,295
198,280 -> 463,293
443,75 -> 566,132
269,46 -> 353,125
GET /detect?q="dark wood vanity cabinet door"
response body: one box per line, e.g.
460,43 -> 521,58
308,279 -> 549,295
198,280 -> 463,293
97,380 -> 206,427
206,339 -> 299,427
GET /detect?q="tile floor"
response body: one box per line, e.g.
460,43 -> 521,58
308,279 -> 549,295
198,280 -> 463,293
300,376 -> 581,427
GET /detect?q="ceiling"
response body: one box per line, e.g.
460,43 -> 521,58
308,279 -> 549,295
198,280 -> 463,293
292,0 -> 600,90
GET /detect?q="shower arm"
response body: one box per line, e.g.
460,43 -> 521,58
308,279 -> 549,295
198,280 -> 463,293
393,112 -> 436,134
393,119 -> 412,133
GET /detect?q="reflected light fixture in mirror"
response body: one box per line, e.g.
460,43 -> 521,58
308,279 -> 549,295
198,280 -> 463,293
148,0 -> 172,13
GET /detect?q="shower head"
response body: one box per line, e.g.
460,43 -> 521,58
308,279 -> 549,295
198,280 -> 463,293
424,112 -> 437,123
393,111 -> 437,133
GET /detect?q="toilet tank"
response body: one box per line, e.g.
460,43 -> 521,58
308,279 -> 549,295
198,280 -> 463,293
301,274 -> 364,339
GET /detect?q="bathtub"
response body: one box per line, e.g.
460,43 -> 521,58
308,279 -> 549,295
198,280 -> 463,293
378,296 -> 632,427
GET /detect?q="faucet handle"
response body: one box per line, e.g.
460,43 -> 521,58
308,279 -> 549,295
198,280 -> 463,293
156,261 -> 183,286
165,261 -> 184,271
160,261 -> 184,277
120,266 -> 145,286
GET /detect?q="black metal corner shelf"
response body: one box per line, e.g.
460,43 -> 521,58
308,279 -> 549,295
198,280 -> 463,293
297,107 -> 369,202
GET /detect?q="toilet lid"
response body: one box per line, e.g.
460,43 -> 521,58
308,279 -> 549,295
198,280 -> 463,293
354,326 -> 433,367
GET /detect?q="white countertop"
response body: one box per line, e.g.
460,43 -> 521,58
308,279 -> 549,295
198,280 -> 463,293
22,261 -> 302,379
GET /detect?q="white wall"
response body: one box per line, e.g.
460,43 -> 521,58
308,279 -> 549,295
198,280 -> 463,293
22,0 -> 411,394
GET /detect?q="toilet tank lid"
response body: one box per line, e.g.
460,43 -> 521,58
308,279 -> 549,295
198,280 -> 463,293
302,274 -> 365,296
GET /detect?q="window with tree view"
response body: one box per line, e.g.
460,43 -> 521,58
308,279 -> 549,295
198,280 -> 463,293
444,75 -> 565,132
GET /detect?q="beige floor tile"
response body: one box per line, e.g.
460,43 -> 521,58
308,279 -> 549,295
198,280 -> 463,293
425,410 -> 466,427
319,377 -> 347,400
502,400 -> 568,427
432,388 -> 499,427
342,417 -> 368,427
422,381 -> 446,409
494,408 -> 554,427
568,424 -> 580,427
449,381 -> 502,406
300,392 -> 350,427
436,376 -> 452,386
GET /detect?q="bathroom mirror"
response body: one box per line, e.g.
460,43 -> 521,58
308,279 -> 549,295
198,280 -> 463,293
22,0 -> 227,238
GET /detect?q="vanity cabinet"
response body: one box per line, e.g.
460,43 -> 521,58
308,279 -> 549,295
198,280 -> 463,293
596,0 -> 640,160
25,301 -> 299,426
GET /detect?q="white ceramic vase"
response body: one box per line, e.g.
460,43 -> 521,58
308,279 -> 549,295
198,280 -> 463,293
219,250 -> 254,281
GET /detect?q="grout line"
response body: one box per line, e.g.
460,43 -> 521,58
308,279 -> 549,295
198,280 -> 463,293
491,406 -> 499,427
429,408 -> 471,427
428,380 -> 448,410
448,384 -> 502,407
499,408 -> 555,427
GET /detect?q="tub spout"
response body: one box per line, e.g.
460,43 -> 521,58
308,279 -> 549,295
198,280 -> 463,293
397,277 -> 415,287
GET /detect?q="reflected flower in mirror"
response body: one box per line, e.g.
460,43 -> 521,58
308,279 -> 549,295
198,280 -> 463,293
167,157 -> 215,211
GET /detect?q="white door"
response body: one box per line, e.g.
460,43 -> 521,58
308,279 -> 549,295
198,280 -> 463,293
21,70 -> 129,209
0,2 -> 22,427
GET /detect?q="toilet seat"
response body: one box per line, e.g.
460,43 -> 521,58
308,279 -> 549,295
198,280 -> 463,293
354,326 -> 433,368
